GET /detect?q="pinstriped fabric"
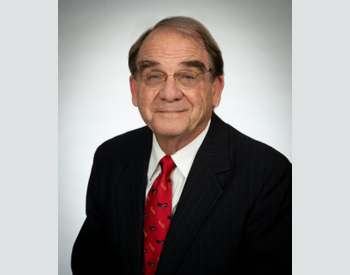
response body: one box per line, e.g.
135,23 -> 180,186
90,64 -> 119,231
72,126 -> 153,274
156,114 -> 291,275
71,113 -> 292,275
114,128 -> 153,274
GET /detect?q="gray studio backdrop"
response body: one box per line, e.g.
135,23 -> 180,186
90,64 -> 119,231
59,0 -> 291,274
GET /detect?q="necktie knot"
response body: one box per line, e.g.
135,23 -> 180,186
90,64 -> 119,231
160,155 -> 175,176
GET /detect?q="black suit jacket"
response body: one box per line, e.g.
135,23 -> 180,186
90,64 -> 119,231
71,113 -> 292,274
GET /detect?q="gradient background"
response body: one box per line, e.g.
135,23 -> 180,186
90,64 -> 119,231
58,0 -> 291,274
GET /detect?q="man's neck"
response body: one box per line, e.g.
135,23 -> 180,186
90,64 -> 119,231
155,137 -> 188,155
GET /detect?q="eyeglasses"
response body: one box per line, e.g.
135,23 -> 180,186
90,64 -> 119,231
138,69 -> 211,89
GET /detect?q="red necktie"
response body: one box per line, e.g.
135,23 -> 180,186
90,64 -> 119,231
143,155 -> 175,275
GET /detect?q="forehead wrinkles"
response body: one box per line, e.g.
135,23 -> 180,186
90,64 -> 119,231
137,29 -> 210,68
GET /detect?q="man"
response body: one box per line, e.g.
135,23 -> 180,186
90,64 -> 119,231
71,16 -> 291,275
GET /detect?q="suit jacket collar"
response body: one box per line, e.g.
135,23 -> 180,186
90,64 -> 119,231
156,112 -> 231,275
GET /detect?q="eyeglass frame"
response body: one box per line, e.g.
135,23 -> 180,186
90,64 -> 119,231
137,68 -> 212,88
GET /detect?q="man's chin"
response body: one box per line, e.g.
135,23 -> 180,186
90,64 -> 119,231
153,127 -> 186,138
156,111 -> 186,119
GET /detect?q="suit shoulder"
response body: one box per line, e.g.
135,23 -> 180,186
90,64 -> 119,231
94,126 -> 152,161
226,123 -> 291,166
98,126 -> 150,148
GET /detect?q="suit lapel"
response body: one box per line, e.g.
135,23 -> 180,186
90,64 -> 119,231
114,127 -> 152,274
156,113 -> 231,275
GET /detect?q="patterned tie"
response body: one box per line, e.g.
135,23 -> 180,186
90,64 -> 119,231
143,155 -> 175,275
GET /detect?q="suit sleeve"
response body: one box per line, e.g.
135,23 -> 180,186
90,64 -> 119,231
241,160 -> 292,275
71,149 -> 108,274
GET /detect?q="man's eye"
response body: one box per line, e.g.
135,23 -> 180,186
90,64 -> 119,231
147,73 -> 163,80
184,75 -> 195,79
148,75 -> 159,79
179,73 -> 196,80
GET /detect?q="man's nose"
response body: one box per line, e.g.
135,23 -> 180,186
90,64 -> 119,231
158,77 -> 183,102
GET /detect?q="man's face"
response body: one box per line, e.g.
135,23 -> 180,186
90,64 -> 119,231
130,29 -> 224,148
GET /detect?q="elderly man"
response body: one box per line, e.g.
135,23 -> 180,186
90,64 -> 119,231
71,16 -> 291,275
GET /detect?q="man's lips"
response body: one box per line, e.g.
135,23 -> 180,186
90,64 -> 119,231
156,110 -> 186,113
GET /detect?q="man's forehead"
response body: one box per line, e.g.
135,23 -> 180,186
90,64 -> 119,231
144,27 -> 203,45
137,29 -> 209,68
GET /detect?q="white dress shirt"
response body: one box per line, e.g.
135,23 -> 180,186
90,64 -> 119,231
146,120 -> 211,215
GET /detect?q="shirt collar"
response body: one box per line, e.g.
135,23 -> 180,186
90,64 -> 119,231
148,120 -> 211,180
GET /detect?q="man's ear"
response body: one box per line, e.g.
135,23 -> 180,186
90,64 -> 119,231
129,75 -> 138,107
212,76 -> 224,107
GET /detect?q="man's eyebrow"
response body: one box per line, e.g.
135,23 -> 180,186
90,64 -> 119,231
137,59 -> 208,72
137,60 -> 160,72
179,60 -> 207,71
